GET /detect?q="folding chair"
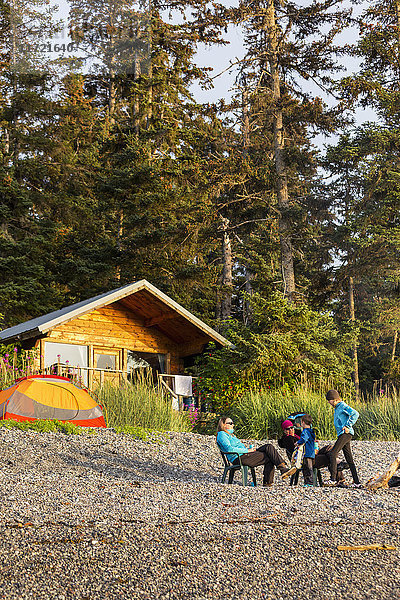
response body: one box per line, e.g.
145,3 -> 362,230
217,448 -> 257,487
289,467 -> 323,487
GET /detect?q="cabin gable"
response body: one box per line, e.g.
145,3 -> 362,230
46,302 -> 179,355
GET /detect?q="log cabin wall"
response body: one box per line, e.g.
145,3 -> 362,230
32,300 -> 211,377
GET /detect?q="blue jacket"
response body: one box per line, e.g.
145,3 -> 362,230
334,401 -> 359,436
217,431 -> 248,463
297,427 -> 315,459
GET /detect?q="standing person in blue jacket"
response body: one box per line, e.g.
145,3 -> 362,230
216,416 -> 289,487
325,389 -> 362,488
295,414 -> 315,486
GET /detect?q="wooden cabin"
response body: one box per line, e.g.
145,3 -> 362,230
0,280 -> 231,391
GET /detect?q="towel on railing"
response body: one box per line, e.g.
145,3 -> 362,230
173,375 -> 192,396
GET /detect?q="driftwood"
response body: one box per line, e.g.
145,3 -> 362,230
337,544 -> 396,551
366,450 -> 400,491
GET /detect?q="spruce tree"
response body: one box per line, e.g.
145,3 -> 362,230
232,0 -> 351,302
325,0 -> 400,388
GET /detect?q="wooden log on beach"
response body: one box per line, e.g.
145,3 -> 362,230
366,450 -> 400,491
337,544 -> 396,551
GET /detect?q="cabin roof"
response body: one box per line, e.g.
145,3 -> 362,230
0,280 -> 232,348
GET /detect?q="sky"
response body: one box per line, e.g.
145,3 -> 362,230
191,22 -> 245,104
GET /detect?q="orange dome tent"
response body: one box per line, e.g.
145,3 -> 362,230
0,375 -> 106,427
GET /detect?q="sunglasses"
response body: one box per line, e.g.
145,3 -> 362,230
284,427 -> 294,431
226,421 -> 234,425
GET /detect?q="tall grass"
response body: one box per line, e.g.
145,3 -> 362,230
97,376 -> 191,433
356,393 -> 400,441
232,385 -> 400,441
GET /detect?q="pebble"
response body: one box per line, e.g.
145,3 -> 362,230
0,428 -> 398,599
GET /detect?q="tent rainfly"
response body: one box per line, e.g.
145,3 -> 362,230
0,375 -> 106,427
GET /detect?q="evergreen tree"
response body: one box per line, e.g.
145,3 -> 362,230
232,0 -> 351,302
88,2 -> 232,318
325,0 -> 400,388
0,0 -> 68,324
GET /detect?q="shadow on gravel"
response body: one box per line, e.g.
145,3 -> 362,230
57,450 -> 220,484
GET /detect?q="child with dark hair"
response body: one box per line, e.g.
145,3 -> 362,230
296,413 -> 316,486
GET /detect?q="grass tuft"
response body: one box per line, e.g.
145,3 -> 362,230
0,419 -> 94,435
113,425 -> 164,442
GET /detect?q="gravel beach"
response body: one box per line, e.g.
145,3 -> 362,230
0,428 -> 399,600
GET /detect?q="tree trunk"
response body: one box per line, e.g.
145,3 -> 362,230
115,210 -> 123,281
10,0 -> 19,160
109,71 -> 116,129
107,3 -> 117,131
391,330 -> 398,362
366,450 -> 400,490
147,2 -> 153,129
242,86 -> 250,158
243,268 -> 254,325
242,86 -> 253,324
217,217 -> 233,321
349,276 -> 360,398
133,54 -> 141,135
396,0 -> 400,45
264,0 -> 296,301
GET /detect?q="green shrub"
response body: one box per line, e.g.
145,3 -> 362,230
194,292 -> 353,414
195,374 -> 258,415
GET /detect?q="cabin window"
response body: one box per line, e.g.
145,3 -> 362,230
44,342 -> 88,385
96,354 -> 116,370
127,351 -> 166,375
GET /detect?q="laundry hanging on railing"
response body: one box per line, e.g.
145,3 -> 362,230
173,375 -> 192,396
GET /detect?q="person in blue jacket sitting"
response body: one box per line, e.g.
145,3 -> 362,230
216,416 -> 289,487
325,389 -> 362,488
295,413 -> 316,486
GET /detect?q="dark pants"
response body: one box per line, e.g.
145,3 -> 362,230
287,445 -> 344,483
315,445 -> 344,481
302,457 -> 314,485
328,433 -> 360,484
233,444 -> 285,485
389,475 -> 400,488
